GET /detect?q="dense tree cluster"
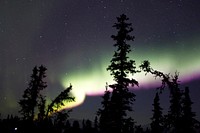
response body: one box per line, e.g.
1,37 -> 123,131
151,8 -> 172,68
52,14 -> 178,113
140,61 -> 200,132
4,65 -> 75,133
0,14 -> 199,133
0,116 -> 97,133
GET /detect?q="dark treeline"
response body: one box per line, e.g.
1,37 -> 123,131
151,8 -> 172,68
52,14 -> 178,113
0,14 -> 200,133
0,115 -> 97,133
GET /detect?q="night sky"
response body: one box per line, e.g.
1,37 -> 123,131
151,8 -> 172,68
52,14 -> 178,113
0,0 -> 200,125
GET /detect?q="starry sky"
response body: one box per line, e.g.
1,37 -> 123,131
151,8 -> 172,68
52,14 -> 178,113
0,0 -> 200,125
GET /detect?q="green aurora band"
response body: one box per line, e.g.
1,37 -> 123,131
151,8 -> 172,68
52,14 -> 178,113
60,36 -> 200,109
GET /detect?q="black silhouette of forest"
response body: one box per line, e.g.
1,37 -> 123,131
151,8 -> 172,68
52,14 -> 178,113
0,14 -> 200,133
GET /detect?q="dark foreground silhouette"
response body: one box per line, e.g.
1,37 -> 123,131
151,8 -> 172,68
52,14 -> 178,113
0,14 -> 200,133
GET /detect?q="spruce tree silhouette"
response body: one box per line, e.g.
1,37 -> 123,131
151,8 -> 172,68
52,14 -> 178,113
97,83 -> 111,133
151,92 -> 163,133
181,87 -> 197,132
38,95 -> 46,121
167,73 -> 183,132
18,65 -> 75,133
140,61 -> 182,131
98,14 -> 138,133
140,60 -> 199,132
45,85 -> 75,133
46,84 -> 75,117
19,65 -> 47,121
18,65 -> 47,133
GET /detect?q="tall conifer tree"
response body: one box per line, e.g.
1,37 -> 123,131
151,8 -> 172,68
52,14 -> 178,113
181,87 -> 197,132
97,84 -> 111,133
140,61 -> 200,132
19,65 -> 47,121
165,74 -> 183,132
140,61 -> 182,131
98,14 -> 138,133
151,92 -> 163,132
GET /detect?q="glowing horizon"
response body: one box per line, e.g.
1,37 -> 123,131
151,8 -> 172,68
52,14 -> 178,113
60,70 -> 200,111
53,36 -> 200,111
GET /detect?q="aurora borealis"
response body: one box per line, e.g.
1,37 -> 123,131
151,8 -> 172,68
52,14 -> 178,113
0,0 -> 200,124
